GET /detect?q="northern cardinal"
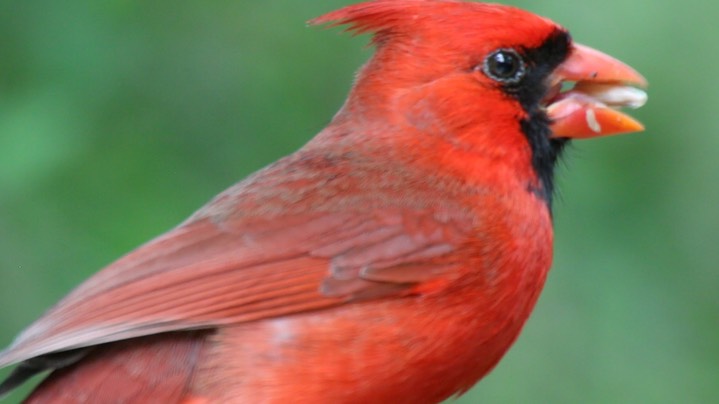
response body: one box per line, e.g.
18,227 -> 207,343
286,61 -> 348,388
0,1 -> 647,402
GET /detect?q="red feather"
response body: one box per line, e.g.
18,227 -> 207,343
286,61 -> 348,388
0,1 -> 646,401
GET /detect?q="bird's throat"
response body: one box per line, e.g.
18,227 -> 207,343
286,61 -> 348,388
520,112 -> 568,209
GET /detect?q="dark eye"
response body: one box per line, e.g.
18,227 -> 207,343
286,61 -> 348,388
482,49 -> 526,84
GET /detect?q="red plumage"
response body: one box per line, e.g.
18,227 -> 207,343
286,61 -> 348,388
0,1 -> 646,402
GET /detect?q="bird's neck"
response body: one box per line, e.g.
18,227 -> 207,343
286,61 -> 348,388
323,85 -> 552,200
312,108 -> 548,212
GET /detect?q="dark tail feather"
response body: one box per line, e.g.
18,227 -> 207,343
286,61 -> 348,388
21,331 -> 210,404
0,348 -> 88,399
0,363 -> 42,399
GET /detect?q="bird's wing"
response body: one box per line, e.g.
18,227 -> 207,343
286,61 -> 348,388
0,207 -> 473,368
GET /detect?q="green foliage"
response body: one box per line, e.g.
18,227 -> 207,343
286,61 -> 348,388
0,1 -> 716,402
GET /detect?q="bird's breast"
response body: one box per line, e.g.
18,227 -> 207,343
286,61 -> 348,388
191,192 -> 553,403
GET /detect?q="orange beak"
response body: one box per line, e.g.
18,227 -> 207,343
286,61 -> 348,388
547,43 -> 648,139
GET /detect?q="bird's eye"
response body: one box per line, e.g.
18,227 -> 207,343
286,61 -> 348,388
482,49 -> 526,84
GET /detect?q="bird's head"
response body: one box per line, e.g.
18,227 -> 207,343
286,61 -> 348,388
311,0 -> 647,202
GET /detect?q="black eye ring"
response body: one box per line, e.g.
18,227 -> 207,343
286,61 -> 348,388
482,49 -> 526,84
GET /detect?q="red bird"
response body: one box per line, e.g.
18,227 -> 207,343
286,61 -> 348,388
0,1 -> 647,402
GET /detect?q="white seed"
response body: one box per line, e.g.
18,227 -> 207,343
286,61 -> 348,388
586,109 -> 602,133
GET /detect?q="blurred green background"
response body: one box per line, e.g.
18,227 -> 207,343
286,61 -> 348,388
0,0 -> 716,403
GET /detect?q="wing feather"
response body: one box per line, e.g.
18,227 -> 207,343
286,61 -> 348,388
0,207 -> 473,369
